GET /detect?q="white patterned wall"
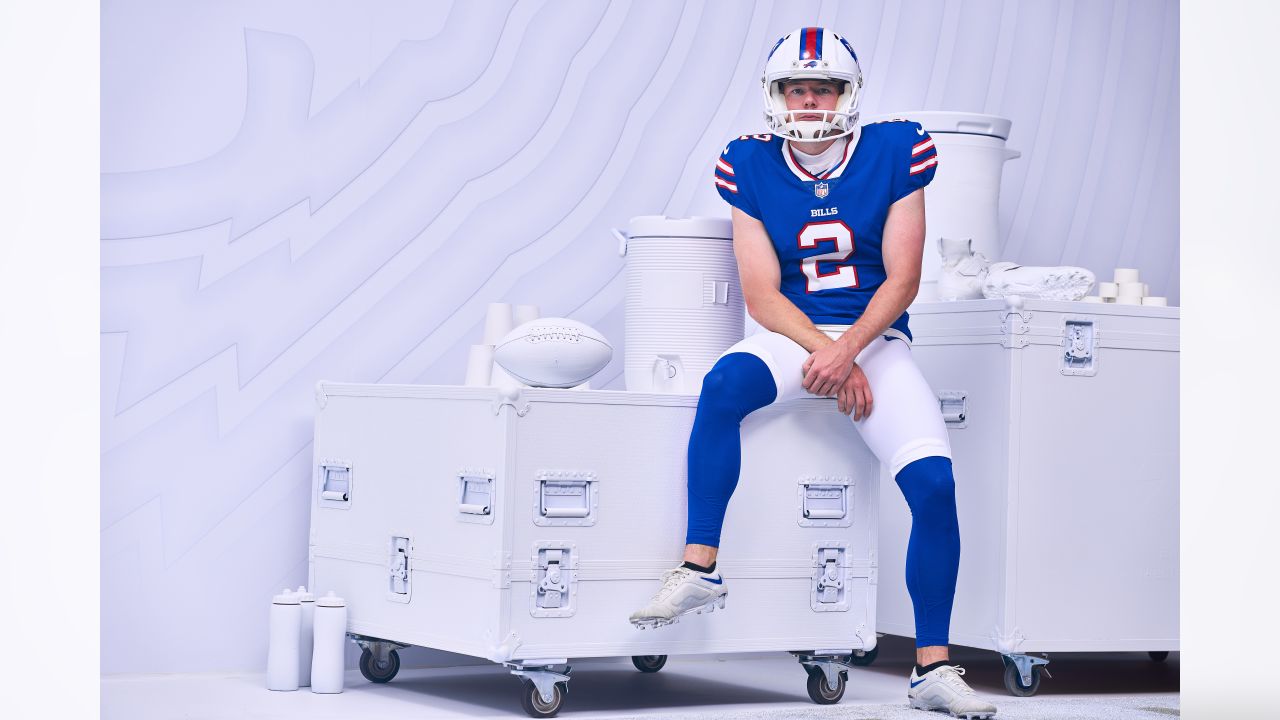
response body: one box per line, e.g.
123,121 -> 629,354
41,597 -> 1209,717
101,0 -> 1179,673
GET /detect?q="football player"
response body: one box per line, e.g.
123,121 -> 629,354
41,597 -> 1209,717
629,27 -> 997,719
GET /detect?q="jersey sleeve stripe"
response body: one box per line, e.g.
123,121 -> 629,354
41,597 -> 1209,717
909,156 -> 938,175
715,158 -> 735,175
714,175 -> 739,193
911,138 -> 935,156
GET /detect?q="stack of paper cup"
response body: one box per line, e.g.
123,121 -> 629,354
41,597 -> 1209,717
1113,268 -> 1140,284
1080,268 -> 1170,306
1116,281 -> 1144,305
484,303 -> 514,345
464,345 -> 494,386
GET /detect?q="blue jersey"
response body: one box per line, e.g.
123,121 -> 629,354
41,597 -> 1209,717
713,120 -> 938,339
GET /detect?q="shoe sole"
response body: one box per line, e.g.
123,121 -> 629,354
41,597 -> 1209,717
630,593 -> 727,630
908,699 -> 995,719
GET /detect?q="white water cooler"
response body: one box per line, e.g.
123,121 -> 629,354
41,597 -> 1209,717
866,111 -> 1021,301
615,216 -> 744,395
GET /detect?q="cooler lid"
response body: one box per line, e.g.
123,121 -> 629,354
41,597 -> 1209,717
626,215 -> 732,240
863,111 -> 1011,140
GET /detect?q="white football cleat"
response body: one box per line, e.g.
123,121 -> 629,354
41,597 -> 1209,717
936,237 -> 991,301
628,566 -> 728,629
981,262 -> 1096,301
908,665 -> 998,719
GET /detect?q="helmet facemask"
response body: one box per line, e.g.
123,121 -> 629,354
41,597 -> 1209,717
760,28 -> 865,142
763,78 -> 861,141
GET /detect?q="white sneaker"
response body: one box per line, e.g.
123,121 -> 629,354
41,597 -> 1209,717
981,262 -> 1096,301
628,566 -> 727,629
908,665 -> 998,719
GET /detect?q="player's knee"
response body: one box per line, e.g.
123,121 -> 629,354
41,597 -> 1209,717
894,456 -> 957,513
698,353 -> 777,419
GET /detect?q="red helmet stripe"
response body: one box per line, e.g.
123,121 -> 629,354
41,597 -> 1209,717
803,27 -> 817,60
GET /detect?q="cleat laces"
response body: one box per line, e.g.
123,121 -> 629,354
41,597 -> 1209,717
936,666 -> 977,696
654,568 -> 693,601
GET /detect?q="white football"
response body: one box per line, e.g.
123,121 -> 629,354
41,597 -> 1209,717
494,318 -> 613,388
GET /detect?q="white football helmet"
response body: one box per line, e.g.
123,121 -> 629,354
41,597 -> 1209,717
762,27 -> 864,141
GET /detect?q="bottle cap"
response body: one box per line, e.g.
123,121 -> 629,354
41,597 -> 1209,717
273,589 -> 299,605
316,591 -> 346,608
294,585 -> 314,602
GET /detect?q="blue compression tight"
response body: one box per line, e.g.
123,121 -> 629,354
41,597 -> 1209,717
893,455 -> 961,648
684,353 -> 777,548
683,352 -> 961,648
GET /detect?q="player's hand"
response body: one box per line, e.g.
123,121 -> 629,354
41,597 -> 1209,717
802,340 -> 856,398
836,361 -> 873,420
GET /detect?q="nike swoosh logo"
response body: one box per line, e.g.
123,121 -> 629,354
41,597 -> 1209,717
703,575 -> 723,585
916,127 -> 925,135
910,678 -> 927,688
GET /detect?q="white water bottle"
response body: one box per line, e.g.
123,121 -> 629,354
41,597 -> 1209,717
310,591 -> 347,693
266,589 -> 301,691
295,586 -> 315,687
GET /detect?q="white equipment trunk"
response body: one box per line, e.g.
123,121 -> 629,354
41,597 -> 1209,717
877,297 -> 1179,655
309,384 -> 880,664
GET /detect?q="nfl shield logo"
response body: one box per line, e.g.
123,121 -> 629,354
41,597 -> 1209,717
814,182 -> 829,199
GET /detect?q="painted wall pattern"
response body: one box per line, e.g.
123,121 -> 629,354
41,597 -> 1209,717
101,0 -> 1179,673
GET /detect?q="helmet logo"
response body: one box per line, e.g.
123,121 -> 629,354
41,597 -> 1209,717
802,60 -> 819,68
814,182 -> 829,199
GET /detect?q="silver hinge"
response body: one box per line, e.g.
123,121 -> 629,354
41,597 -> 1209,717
1000,309 -> 1032,349
1061,318 -> 1099,376
1000,309 -> 1032,335
388,536 -> 412,602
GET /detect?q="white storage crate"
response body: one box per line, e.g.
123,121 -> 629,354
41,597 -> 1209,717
309,383 -> 881,715
876,297 -> 1179,696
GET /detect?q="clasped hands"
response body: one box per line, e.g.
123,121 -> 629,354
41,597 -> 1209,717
801,337 -> 874,420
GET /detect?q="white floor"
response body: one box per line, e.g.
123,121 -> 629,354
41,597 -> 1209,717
101,636 -> 1179,720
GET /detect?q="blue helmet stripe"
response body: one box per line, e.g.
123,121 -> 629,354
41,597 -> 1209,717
838,34 -> 858,64
768,33 -> 787,60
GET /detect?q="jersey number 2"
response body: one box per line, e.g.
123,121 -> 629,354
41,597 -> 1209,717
798,220 -> 858,292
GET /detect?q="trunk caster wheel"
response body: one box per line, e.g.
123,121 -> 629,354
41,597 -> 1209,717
519,679 -> 565,718
1002,662 -> 1042,697
631,655 -> 667,673
847,645 -> 879,666
805,665 -> 846,704
358,648 -> 400,683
